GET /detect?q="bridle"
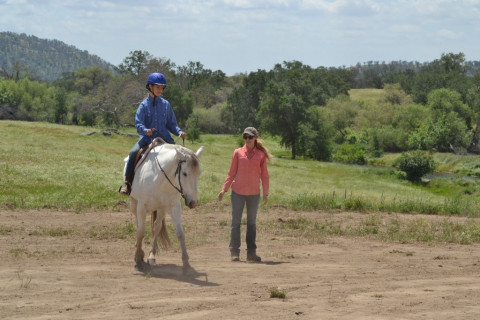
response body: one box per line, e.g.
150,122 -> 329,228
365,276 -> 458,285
154,154 -> 187,199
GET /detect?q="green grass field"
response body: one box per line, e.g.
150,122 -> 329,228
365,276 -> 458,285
1,120 -> 479,216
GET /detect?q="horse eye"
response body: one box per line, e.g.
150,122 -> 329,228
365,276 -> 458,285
183,172 -> 187,177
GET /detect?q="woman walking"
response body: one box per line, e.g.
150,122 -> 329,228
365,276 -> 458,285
218,127 -> 271,262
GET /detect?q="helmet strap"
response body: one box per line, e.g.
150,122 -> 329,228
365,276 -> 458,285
147,85 -> 159,98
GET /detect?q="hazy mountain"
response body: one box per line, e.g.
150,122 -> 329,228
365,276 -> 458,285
0,31 -> 115,81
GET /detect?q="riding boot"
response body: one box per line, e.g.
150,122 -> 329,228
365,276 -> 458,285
247,249 -> 261,262
118,176 -> 133,196
230,248 -> 240,262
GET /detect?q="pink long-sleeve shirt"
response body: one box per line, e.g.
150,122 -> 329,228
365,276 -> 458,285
222,145 -> 269,196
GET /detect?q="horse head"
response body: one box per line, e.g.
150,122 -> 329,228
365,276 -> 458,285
176,146 -> 204,208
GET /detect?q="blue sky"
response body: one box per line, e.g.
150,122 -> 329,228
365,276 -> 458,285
1,0 -> 479,75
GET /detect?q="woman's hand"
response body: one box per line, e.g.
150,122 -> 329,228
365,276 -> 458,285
263,194 -> 268,204
218,190 -> 225,201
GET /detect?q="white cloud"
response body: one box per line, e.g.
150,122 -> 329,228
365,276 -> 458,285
437,29 -> 463,40
0,0 -> 479,75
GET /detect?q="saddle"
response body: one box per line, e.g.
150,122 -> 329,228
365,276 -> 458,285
133,137 -> 166,172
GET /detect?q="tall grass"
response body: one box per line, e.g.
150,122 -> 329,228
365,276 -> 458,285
0,120 -> 479,216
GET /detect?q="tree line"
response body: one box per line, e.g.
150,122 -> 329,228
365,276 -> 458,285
1,50 -> 479,161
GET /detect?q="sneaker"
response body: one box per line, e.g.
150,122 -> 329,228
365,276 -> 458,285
231,255 -> 240,262
118,183 -> 131,196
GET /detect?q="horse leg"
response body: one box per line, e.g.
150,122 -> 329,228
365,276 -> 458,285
134,204 -> 147,271
148,210 -> 165,266
130,198 -> 138,217
170,201 -> 190,272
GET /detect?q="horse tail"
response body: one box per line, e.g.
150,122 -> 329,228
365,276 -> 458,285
151,210 -> 157,240
151,211 -> 171,251
158,218 -> 171,250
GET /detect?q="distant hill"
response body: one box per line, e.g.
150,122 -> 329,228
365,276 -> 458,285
0,31 -> 115,81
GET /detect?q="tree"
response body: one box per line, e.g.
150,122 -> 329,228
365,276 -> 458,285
411,52 -> 470,104
466,78 -> 480,153
116,50 -> 153,76
258,63 -> 309,159
383,83 -> 411,105
53,88 -> 67,124
227,70 -> 269,132
297,107 -> 334,161
395,151 -> 436,182
258,61 -> 349,159
325,94 -> 359,143
427,88 -> 473,128
408,114 -> 471,152
186,113 -> 201,143
162,82 -> 193,128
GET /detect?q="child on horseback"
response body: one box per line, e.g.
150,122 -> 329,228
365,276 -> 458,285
119,72 -> 186,196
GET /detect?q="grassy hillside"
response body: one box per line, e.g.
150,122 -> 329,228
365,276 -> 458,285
0,121 -> 479,216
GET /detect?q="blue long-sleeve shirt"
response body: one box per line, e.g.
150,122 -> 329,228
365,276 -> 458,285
135,95 -> 182,145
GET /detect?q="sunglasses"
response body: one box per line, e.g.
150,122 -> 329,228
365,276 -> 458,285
243,135 -> 255,140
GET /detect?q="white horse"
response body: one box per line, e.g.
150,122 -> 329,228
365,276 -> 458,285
125,141 -> 203,272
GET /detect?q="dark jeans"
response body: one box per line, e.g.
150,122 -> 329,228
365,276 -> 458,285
229,191 -> 260,253
124,141 -> 149,181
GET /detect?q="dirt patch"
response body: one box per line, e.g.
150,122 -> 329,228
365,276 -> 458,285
1,207 -> 480,319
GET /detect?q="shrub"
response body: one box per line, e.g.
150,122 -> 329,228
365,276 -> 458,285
334,144 -> 366,164
395,150 -> 436,182
186,113 -> 201,143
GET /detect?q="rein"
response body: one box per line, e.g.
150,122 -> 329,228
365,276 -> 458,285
154,152 -> 187,199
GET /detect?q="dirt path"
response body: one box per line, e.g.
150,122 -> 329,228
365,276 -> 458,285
1,208 -> 479,319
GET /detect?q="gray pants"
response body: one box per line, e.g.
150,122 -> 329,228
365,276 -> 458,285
229,191 -> 260,254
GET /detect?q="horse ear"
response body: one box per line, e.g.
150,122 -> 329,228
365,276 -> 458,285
195,146 -> 204,158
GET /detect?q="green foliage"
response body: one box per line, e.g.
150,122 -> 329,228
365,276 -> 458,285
2,43 -> 479,161
395,150 -> 436,182
297,107 -> 334,161
186,113 -> 201,143
116,50 -> 153,75
325,94 -> 359,143
368,130 -> 383,157
163,82 -> 194,127
227,70 -> 269,133
383,83 -> 412,105
258,61 -> 348,159
410,53 -> 470,104
334,144 -> 366,164
427,88 -> 473,127
408,114 -> 472,152
190,105 -> 228,134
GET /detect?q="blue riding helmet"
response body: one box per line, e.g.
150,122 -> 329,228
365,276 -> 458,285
145,72 -> 167,89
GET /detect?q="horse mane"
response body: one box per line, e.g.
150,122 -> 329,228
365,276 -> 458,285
176,146 -> 200,172
156,144 -> 201,172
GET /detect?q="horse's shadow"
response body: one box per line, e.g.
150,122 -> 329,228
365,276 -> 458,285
135,263 -> 219,287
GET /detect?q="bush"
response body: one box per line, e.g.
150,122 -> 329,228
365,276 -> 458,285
334,144 -> 366,164
186,113 -> 201,143
395,150 -> 436,182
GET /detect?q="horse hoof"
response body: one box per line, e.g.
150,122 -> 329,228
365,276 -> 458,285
134,263 -> 143,271
148,258 -> 156,266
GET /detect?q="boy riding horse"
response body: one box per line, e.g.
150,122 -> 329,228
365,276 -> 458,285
119,72 -> 186,196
